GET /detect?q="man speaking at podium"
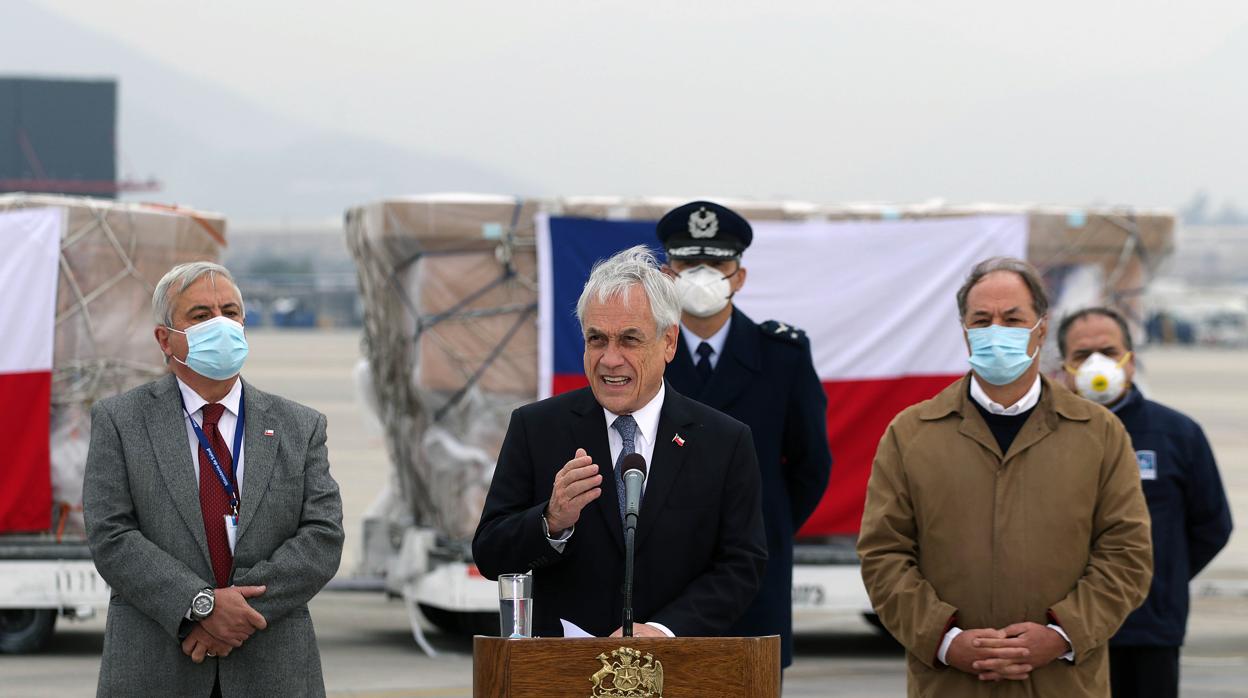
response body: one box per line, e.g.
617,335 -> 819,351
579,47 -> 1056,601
473,246 -> 767,639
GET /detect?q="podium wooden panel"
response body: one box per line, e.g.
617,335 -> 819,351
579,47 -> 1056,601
473,635 -> 780,697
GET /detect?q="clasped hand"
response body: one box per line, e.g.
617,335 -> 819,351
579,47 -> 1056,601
181,585 -> 268,663
946,622 -> 1070,682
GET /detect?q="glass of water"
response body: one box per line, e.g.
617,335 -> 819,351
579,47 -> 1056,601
498,572 -> 532,638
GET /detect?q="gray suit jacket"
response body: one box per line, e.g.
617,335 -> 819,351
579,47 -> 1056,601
84,374 -> 344,698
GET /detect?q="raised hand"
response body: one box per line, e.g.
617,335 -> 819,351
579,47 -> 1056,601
544,448 -> 603,533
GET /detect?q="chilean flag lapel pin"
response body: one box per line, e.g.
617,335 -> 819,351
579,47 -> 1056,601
672,433 -> 685,447
264,429 -> 275,437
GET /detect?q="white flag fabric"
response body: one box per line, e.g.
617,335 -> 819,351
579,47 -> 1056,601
0,207 -> 61,373
734,216 -> 1029,380
0,207 -> 63,532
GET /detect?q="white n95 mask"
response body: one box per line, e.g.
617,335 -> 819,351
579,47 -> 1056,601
674,266 -> 732,318
1069,351 -> 1130,405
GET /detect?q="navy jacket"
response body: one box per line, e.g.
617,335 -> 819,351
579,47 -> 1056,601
666,308 -> 832,667
1110,387 -> 1233,647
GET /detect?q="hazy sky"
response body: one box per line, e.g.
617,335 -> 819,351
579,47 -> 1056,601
25,1 -> 1248,214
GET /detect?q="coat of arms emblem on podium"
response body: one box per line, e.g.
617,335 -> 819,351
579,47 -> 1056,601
589,646 -> 664,697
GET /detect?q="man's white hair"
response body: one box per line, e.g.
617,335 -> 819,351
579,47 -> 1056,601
152,261 -> 245,326
575,245 -> 680,334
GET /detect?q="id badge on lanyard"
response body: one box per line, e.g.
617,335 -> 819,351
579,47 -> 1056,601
224,515 -> 238,552
185,397 -> 246,551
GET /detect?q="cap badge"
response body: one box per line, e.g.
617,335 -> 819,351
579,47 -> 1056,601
688,207 -> 719,239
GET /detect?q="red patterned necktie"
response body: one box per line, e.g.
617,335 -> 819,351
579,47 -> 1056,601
198,403 -> 235,588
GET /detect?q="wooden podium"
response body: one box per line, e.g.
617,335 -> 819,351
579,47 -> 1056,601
473,635 -> 780,697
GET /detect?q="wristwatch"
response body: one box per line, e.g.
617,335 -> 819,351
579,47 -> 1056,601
190,588 -> 215,621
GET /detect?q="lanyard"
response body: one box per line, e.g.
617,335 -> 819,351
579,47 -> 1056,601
183,396 -> 246,520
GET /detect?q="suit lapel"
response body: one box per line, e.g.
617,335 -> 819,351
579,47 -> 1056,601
958,409 -> 1004,461
635,385 -> 694,550
145,374 -> 213,569
235,380 -> 277,543
569,389 -> 623,551
695,310 -> 760,410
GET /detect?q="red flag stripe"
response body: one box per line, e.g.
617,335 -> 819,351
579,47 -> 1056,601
0,371 -> 53,532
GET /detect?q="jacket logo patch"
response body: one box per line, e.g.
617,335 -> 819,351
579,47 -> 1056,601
1136,450 -> 1157,480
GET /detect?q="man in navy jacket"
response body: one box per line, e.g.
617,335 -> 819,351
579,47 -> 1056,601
1059,307 -> 1233,698
657,201 -> 832,668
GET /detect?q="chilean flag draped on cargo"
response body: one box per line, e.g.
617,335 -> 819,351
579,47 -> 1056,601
0,207 -> 61,532
536,213 -> 1027,535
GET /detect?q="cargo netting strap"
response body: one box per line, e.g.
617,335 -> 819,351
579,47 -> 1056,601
433,303 -> 536,422
54,205 -> 166,404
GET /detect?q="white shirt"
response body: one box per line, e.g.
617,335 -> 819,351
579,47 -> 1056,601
969,374 -> 1041,415
679,317 -> 732,371
176,376 -> 246,496
602,381 -> 665,492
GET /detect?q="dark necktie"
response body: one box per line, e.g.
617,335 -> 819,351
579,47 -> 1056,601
696,341 -> 714,385
198,403 -> 235,588
612,415 -> 638,521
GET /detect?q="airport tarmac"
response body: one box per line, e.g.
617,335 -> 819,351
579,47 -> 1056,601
2,330 -> 1246,697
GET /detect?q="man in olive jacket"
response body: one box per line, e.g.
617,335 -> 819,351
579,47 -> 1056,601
857,257 -> 1152,697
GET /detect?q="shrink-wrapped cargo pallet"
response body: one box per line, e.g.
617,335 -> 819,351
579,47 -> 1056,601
345,195 -> 541,544
0,194 -> 225,536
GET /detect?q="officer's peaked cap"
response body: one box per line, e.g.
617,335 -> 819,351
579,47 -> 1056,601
656,200 -> 752,261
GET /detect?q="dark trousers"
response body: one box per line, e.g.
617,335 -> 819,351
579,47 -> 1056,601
1110,645 -> 1180,698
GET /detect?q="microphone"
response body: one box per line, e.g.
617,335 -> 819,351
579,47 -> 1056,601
619,453 -> 647,638
620,453 -> 647,532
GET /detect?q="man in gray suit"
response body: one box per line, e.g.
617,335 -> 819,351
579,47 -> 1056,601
84,262 -> 344,697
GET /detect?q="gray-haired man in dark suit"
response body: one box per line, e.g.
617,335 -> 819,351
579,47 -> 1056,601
84,262 -> 344,697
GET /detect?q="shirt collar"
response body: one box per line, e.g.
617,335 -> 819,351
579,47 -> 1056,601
175,376 -> 242,418
602,381 -> 665,446
969,373 -> 1041,416
680,315 -> 732,361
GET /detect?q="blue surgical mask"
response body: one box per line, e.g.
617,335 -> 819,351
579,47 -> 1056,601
965,319 -> 1042,386
167,316 -> 249,380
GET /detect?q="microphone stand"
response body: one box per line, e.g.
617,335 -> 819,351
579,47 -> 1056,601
622,513 -> 637,637
618,454 -> 646,639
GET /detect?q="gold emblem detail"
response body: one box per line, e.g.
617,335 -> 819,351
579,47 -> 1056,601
687,207 -> 719,239
589,646 -> 664,697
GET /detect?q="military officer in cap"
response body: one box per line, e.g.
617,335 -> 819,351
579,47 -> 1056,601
657,200 -> 833,669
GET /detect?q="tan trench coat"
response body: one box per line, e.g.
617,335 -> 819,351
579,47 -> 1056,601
858,375 -> 1152,697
